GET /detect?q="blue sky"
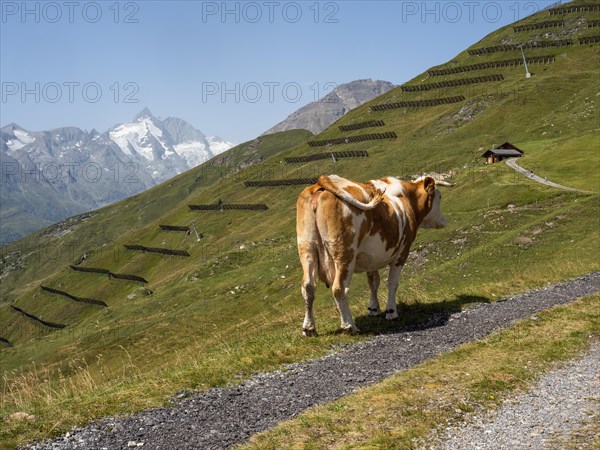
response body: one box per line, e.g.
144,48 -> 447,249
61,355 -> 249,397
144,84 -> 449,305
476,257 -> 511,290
1,0 -> 564,142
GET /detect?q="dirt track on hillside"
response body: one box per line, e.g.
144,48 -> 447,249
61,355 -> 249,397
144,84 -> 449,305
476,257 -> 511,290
505,158 -> 596,194
25,273 -> 600,450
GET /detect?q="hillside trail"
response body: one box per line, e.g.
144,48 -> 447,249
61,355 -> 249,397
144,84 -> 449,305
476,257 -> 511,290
25,273 -> 600,450
422,342 -> 599,450
505,158 -> 597,194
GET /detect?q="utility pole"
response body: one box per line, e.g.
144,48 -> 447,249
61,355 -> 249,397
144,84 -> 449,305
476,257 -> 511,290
190,221 -> 202,241
518,44 -> 531,78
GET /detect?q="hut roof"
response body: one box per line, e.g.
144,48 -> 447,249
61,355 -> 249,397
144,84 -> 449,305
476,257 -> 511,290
482,142 -> 524,158
496,142 -> 524,152
483,149 -> 524,157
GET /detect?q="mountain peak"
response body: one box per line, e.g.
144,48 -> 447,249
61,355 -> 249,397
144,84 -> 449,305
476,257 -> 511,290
1,122 -> 26,133
133,107 -> 156,122
262,79 -> 395,136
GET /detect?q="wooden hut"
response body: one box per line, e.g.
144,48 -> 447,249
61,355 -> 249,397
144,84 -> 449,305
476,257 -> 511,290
482,142 -> 524,164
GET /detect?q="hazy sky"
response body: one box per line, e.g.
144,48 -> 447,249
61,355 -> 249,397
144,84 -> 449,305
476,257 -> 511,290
1,0 -> 563,142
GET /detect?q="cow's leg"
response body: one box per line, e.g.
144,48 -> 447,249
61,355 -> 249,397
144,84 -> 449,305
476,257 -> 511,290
298,243 -> 318,336
385,263 -> 403,320
332,264 -> 358,334
367,271 -> 381,316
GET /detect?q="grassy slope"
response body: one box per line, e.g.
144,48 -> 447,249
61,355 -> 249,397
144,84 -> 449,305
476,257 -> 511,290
1,2 -> 599,447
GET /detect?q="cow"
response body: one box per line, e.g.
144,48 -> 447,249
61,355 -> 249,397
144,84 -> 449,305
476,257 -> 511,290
296,174 -> 452,336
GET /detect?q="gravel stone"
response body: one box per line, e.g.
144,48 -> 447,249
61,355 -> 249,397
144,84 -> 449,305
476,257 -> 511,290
423,343 -> 599,449
23,273 -> 600,450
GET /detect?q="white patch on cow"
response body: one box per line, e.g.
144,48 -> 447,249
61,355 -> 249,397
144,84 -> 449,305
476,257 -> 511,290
372,177 -> 404,197
370,179 -> 388,192
354,189 -> 410,273
355,234 -> 396,272
341,201 -> 353,218
421,190 -> 448,229
387,196 -> 405,218
328,175 -> 355,190
386,197 -> 408,254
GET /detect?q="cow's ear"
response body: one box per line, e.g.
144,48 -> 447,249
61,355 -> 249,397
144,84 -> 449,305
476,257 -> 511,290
422,176 -> 436,195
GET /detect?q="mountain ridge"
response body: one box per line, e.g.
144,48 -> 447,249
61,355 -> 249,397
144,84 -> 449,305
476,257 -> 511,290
0,110 -> 235,244
262,79 -> 396,135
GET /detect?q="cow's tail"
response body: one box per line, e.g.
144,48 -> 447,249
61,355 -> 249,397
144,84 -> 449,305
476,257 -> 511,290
317,175 -> 385,210
310,188 -> 335,288
297,185 -> 335,288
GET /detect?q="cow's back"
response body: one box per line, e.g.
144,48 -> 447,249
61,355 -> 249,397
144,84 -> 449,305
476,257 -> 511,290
313,188 -> 414,274
297,179 -> 417,278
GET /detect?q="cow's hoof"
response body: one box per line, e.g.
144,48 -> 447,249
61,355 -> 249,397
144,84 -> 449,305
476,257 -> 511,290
385,309 -> 399,321
340,326 -> 359,335
303,328 -> 318,337
367,307 -> 381,317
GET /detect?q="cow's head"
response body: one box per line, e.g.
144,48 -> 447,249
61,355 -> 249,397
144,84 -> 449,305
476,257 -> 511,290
417,176 -> 452,229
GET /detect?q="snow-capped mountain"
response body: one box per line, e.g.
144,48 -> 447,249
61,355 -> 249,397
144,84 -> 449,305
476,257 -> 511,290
108,108 -> 234,179
1,109 -> 235,244
4,126 -> 36,152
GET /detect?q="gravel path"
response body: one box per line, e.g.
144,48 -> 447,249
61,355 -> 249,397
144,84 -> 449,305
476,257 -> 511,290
25,273 -> 600,450
425,343 -> 599,450
505,158 -> 596,194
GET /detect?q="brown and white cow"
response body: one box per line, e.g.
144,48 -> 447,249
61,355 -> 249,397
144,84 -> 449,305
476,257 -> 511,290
296,174 -> 452,336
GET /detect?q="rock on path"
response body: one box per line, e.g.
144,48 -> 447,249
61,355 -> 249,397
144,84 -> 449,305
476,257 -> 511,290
24,273 -> 600,450
425,343 -> 599,450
